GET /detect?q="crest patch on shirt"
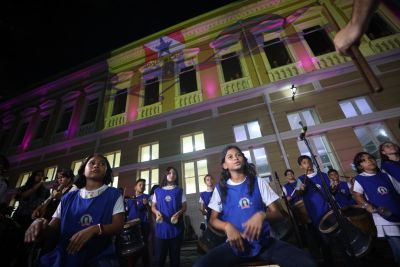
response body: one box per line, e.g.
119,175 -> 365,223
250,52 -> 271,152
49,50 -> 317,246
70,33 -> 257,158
238,197 -> 251,209
80,214 -> 93,226
165,195 -> 172,202
377,186 -> 388,195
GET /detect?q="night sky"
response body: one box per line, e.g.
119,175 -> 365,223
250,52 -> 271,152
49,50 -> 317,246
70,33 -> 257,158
0,0 -> 237,102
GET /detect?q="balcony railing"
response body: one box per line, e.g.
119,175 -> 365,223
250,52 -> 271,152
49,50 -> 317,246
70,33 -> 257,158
104,113 -> 127,129
137,102 -> 162,119
315,51 -> 351,69
221,77 -> 253,96
175,90 -> 203,108
370,33 -> 400,53
268,62 -> 303,82
78,122 -> 96,136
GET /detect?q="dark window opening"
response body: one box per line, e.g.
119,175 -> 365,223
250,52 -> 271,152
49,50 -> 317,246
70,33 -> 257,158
57,108 -> 73,133
0,129 -> 10,150
263,38 -> 293,68
112,89 -> 127,115
13,122 -> 28,145
82,99 -> 99,124
144,78 -> 160,106
303,25 -> 335,56
365,13 -> 394,40
179,66 -> 198,95
34,116 -> 49,139
221,52 -> 243,82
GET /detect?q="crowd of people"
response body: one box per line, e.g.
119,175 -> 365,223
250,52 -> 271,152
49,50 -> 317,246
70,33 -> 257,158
0,139 -> 398,267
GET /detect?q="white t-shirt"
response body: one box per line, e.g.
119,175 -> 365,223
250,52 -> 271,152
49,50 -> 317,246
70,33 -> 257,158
151,185 -> 187,203
199,189 -> 214,204
53,184 -> 125,219
208,177 -> 279,213
353,172 -> 400,237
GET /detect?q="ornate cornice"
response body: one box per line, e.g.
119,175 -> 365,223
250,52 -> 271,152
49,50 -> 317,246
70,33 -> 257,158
39,99 -> 57,110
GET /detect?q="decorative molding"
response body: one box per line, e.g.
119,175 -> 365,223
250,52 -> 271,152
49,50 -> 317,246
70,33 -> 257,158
20,107 -> 38,117
61,91 -> 82,102
39,99 -> 57,110
84,82 -> 105,94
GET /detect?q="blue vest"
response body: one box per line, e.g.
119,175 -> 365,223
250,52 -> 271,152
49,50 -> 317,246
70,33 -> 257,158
126,193 -> 149,223
381,161 -> 400,183
200,190 -> 213,222
355,172 -> 400,222
40,187 -> 120,267
155,187 -> 184,239
216,177 -> 270,258
332,181 -> 356,208
283,181 -> 302,206
299,173 -> 331,227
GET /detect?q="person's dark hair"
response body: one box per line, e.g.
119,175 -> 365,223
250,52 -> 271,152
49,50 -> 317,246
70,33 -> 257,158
327,169 -> 338,176
297,155 -> 312,166
379,141 -> 400,163
0,154 -> 10,172
203,174 -> 213,183
353,152 -> 379,174
57,168 -> 74,180
219,145 -> 256,202
160,167 -> 179,187
284,169 -> 294,176
74,154 -> 113,188
135,178 -> 146,186
149,184 -> 160,196
25,170 -> 44,189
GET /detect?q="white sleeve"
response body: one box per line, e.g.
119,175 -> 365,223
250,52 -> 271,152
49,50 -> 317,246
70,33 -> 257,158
258,177 -> 279,206
353,180 -> 364,194
199,196 -> 204,204
208,189 -> 222,213
282,186 -> 287,196
152,193 -> 157,203
113,195 -> 125,215
387,173 -> 400,194
182,192 -> 186,203
53,202 -> 61,219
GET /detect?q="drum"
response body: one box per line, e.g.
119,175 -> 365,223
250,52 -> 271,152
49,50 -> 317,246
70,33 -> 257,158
269,216 -> 293,242
197,225 -> 226,253
319,210 -> 372,257
292,200 -> 311,225
341,205 -> 377,236
117,219 -> 145,256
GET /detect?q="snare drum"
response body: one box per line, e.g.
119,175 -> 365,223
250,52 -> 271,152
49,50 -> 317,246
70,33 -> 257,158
117,219 -> 145,256
341,205 -> 377,236
197,225 -> 226,253
292,200 -> 311,225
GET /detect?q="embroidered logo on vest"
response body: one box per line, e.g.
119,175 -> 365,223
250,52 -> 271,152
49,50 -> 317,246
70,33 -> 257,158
80,214 -> 93,226
377,186 -> 388,195
316,184 -> 321,189
239,197 -> 251,209
341,189 -> 346,194
165,195 -> 172,202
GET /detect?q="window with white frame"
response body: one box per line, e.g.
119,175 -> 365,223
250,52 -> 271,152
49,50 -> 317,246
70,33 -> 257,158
183,159 -> 208,194
139,142 -> 159,162
287,108 -> 340,171
139,168 -> 159,194
263,38 -> 293,68
71,160 -> 83,175
242,147 -> 272,180
104,151 -> 121,168
233,121 -> 262,142
44,166 -> 58,181
339,97 -> 393,159
302,25 -> 335,56
181,132 -> 205,153
110,176 -> 119,188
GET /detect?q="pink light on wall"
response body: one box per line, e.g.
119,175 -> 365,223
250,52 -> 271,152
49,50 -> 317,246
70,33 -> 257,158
21,128 -> 33,151
204,78 -> 218,99
66,115 -> 80,139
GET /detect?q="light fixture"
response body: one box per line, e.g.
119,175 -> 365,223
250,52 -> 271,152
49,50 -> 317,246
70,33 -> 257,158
291,84 -> 297,101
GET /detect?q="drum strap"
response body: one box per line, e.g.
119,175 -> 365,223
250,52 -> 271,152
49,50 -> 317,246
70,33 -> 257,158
304,175 -> 330,203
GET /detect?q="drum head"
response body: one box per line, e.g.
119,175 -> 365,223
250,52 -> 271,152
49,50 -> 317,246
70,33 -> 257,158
124,218 -> 141,228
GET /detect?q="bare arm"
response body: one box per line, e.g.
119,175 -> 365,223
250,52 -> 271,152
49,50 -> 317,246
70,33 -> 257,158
353,192 -> 376,213
25,217 -> 61,243
199,203 -> 207,215
334,0 -> 380,55
66,212 -> 124,254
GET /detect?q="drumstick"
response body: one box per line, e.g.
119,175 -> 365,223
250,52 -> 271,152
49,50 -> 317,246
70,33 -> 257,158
322,3 -> 383,93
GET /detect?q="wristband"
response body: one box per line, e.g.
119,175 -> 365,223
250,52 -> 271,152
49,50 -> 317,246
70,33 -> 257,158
361,202 -> 369,209
97,224 -> 104,235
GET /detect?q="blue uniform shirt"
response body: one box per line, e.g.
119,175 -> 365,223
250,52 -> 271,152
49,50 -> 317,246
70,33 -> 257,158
332,181 -> 356,208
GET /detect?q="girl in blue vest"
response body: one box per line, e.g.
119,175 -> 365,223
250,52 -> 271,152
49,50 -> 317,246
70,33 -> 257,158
193,145 -> 315,267
151,167 -> 186,267
199,174 -> 214,225
327,169 -> 356,208
352,151 -> 400,264
126,178 -> 150,266
24,153 -> 125,267
380,141 -> 400,183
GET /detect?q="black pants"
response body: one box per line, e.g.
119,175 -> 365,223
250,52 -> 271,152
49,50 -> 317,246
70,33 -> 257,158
154,234 -> 183,267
